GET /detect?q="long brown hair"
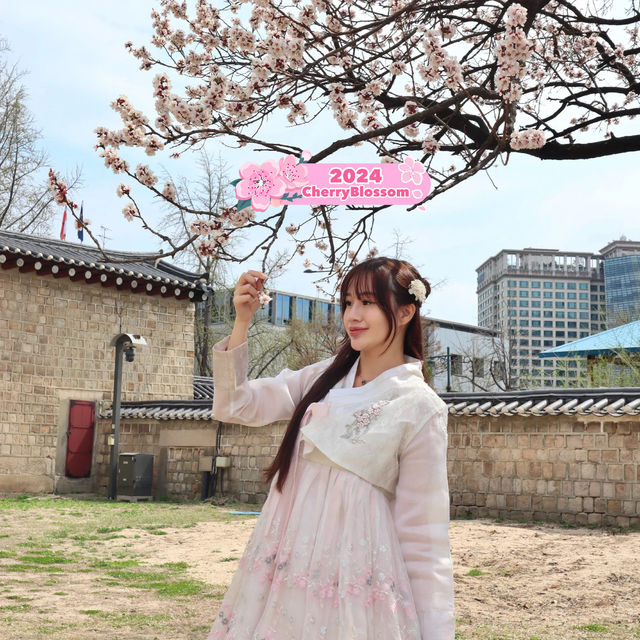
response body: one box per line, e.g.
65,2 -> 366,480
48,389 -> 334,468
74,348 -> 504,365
262,256 -> 432,492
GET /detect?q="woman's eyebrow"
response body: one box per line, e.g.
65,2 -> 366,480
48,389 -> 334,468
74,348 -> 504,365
345,291 -> 375,298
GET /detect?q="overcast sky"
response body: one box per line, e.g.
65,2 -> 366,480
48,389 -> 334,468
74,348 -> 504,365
2,1 -> 639,325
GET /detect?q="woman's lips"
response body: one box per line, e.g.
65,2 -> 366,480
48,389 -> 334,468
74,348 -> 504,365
349,328 -> 367,336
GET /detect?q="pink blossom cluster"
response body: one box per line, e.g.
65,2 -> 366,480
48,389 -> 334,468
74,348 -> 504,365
189,218 -> 226,237
134,164 -> 158,188
509,129 -> 546,150
419,30 -> 463,89
48,169 -> 69,206
494,3 -> 534,102
122,204 -> 137,221
421,132 -> 439,155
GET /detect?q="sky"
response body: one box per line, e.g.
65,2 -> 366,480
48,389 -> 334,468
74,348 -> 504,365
2,0 -> 639,326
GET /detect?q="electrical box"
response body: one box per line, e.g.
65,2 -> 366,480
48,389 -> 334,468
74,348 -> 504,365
117,452 -> 153,498
215,456 -> 231,468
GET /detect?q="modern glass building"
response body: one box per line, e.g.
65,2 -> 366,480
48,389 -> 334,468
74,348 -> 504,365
600,240 -> 640,325
202,288 -> 342,330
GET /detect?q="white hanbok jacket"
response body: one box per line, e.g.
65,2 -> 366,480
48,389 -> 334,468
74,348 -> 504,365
212,334 -> 456,640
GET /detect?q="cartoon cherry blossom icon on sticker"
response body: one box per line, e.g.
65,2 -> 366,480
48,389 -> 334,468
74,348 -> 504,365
235,160 -> 286,212
398,157 -> 426,185
278,154 -> 309,191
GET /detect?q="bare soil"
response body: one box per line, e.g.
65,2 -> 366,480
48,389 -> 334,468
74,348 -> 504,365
0,497 -> 638,639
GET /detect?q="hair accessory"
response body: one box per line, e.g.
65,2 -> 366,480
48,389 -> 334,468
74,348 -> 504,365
408,278 -> 426,303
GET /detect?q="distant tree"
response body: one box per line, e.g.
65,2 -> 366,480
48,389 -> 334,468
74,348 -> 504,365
0,38 -> 79,234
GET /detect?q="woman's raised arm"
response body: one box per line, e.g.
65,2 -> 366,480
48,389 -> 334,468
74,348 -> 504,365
212,335 -> 334,427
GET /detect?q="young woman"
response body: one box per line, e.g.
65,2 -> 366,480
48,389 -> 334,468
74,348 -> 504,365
208,257 -> 455,640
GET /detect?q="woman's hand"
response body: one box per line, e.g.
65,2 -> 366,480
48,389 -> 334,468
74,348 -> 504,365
233,270 -> 268,325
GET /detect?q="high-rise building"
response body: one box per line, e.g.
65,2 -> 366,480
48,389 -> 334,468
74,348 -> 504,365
476,247 -> 607,388
600,239 -> 640,325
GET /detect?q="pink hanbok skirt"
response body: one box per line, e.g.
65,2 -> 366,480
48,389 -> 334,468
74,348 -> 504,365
207,436 -> 421,640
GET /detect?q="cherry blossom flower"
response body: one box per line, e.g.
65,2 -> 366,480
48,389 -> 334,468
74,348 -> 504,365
122,204 -> 137,221
398,157 -> 426,185
116,183 -> 130,198
235,160 -> 286,212
162,182 -> 177,200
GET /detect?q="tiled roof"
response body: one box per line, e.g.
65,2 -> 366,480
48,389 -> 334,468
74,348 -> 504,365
439,387 -> 640,417
539,320 -> 640,357
0,229 -> 213,302
96,382 -> 640,421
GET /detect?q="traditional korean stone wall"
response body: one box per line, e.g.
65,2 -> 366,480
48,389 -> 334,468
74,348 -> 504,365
447,415 -> 640,528
0,267 -> 195,494
92,414 -> 640,530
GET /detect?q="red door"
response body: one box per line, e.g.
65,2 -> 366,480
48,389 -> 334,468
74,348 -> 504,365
65,401 -> 96,478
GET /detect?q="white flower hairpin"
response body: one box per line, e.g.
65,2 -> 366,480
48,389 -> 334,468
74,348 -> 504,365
408,278 -> 426,303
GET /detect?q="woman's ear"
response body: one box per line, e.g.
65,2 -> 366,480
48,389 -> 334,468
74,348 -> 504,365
398,303 -> 415,327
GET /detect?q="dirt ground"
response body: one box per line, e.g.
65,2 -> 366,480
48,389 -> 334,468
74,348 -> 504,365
0,497 -> 639,639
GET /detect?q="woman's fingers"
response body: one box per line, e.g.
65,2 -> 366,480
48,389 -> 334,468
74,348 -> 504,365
237,271 -> 267,294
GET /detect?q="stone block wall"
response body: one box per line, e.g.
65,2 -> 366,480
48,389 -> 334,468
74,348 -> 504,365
0,268 -> 195,493
92,418 -> 285,503
447,415 -> 640,528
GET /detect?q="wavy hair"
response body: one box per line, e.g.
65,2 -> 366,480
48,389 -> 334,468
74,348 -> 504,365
263,256 -> 432,492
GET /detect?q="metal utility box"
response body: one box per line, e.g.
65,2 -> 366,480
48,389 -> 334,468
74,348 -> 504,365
117,452 -> 153,499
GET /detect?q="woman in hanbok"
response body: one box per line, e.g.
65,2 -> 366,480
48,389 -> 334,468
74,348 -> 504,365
208,256 -> 455,640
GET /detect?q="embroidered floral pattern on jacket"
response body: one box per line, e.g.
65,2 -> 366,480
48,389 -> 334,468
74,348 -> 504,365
340,399 -> 391,444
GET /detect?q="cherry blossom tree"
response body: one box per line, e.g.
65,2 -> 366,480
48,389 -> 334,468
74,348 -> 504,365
50,0 -> 640,292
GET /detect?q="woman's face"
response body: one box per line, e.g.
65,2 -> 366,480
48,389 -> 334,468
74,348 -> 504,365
342,283 -> 394,353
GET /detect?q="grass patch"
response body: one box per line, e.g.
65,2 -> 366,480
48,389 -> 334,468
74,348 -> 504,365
0,603 -> 31,612
17,551 -> 72,565
90,559 -> 140,569
79,609 -> 172,629
575,623 -> 609,632
466,568 -> 485,576
219,556 -> 238,562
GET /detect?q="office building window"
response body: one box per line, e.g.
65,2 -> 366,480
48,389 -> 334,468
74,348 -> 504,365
276,293 -> 293,325
296,297 -> 312,322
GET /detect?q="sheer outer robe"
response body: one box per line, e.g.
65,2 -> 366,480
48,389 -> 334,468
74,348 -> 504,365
211,334 -> 455,640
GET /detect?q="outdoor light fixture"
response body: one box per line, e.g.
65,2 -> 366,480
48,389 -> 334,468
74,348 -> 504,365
108,333 -> 147,500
